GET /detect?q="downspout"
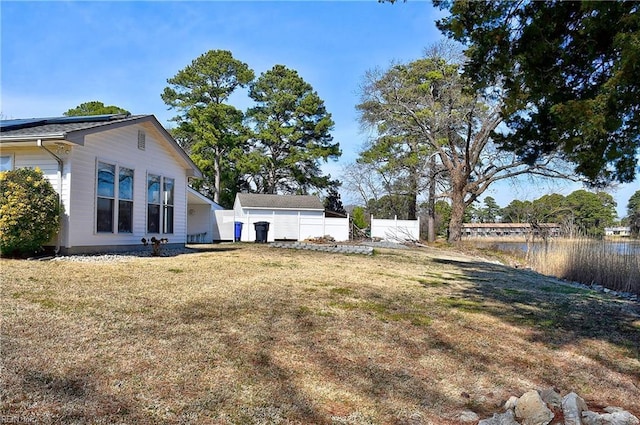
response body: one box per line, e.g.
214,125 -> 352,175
36,139 -> 64,254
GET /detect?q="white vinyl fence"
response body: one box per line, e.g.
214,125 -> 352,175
213,211 -> 350,242
300,216 -> 350,242
212,210 -> 236,241
210,211 -> 419,243
370,216 -> 420,242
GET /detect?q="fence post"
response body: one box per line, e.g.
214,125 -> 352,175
394,215 -> 398,240
370,214 -> 374,239
347,213 -> 350,241
322,213 -> 325,237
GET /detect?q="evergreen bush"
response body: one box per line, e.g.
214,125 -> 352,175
0,168 -> 61,256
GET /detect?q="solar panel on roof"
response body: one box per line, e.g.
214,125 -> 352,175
0,114 -> 131,132
45,114 -> 129,124
0,118 -> 47,131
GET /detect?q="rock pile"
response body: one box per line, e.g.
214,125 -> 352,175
475,389 -> 639,425
269,241 -> 374,255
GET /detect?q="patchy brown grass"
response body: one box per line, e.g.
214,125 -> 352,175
1,244 -> 639,424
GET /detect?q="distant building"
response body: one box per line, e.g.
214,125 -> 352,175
461,223 -> 562,238
604,226 -> 631,237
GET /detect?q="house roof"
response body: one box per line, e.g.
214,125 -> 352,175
187,187 -> 224,210
236,193 -> 324,210
0,114 -> 144,140
0,114 -> 202,178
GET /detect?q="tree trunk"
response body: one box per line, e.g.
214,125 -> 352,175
448,172 -> 467,243
428,215 -> 436,243
213,150 -> 221,204
427,156 -> 437,242
448,194 -> 466,243
408,192 -> 417,221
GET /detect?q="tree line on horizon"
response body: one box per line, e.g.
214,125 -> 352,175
63,0 -> 639,243
345,188 -> 640,240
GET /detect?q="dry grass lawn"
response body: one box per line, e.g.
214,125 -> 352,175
1,244 -> 639,424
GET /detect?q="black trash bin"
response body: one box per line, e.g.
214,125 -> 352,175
254,221 -> 270,243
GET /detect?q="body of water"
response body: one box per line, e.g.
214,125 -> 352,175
472,240 -> 640,256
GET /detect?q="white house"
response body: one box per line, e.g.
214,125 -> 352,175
186,187 -> 225,243
232,193 -> 349,242
604,226 -> 631,237
461,223 -> 562,238
0,114 -> 202,254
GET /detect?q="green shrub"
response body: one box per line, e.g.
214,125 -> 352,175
0,168 -> 61,256
352,206 -> 367,229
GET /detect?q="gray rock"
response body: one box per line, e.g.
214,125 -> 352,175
540,388 -> 562,409
504,396 -> 519,411
459,410 -> 480,422
515,390 -> 554,425
562,392 -> 588,425
583,411 -> 604,425
605,410 -> 639,425
479,410 -> 520,425
582,408 -> 640,425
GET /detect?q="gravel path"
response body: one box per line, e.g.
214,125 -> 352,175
49,247 -> 197,263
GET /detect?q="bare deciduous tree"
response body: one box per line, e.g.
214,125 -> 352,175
357,43 -> 569,242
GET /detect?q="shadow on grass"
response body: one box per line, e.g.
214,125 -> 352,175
12,366 -> 140,423
430,257 -> 640,373
170,296 -> 468,423
185,245 -> 242,254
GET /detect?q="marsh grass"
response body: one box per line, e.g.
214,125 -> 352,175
528,239 -> 640,294
1,244 -> 639,424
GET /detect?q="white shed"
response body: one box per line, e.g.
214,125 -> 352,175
232,193 -> 349,242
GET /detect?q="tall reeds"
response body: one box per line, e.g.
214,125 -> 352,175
527,238 -> 640,295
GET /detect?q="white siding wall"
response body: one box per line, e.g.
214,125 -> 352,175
12,149 -> 59,178
1,146 -> 71,248
68,122 -> 190,249
187,205 -> 212,243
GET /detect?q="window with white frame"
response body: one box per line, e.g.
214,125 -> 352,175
147,174 -> 161,233
118,167 -> 134,233
146,174 -> 174,234
96,161 -> 134,233
163,177 -> 174,234
0,155 -> 14,171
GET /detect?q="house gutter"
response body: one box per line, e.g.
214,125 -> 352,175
36,139 -> 64,254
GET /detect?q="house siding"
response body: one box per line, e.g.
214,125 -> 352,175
67,122 -> 189,250
187,204 -> 212,242
1,146 -> 71,248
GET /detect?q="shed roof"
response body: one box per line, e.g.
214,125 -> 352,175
237,193 -> 324,210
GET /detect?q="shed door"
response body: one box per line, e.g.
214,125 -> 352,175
273,211 -> 299,241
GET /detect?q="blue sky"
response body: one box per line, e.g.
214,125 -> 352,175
1,1 -> 637,217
